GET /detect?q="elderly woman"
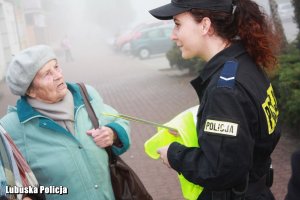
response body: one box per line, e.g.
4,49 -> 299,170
0,45 -> 130,200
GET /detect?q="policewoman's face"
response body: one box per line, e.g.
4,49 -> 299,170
27,60 -> 68,103
171,12 -> 204,59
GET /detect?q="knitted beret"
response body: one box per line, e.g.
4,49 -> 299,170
6,45 -> 56,96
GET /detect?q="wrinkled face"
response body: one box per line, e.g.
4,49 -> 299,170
26,60 -> 68,103
171,12 -> 205,59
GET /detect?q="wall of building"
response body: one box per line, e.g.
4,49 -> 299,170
0,0 -> 21,81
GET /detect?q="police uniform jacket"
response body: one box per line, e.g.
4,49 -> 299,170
167,43 -> 281,196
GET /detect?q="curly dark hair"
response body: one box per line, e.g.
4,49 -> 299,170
190,0 -> 280,71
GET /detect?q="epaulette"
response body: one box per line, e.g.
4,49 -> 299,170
217,59 -> 239,89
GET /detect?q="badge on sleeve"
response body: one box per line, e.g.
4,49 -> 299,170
204,119 -> 239,136
262,84 -> 279,135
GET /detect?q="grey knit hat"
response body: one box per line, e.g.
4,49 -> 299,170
6,45 -> 57,96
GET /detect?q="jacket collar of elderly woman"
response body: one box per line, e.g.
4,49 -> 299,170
14,83 -> 85,124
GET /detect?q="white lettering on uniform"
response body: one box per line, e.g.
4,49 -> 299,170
204,119 -> 238,136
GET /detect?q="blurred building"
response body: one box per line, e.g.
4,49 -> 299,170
0,0 -> 50,81
22,0 -> 47,45
0,0 -> 22,81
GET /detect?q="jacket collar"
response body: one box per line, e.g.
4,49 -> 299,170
198,42 -> 246,84
190,42 -> 246,98
16,83 -> 86,123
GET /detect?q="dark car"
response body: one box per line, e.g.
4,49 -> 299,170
130,25 -> 174,59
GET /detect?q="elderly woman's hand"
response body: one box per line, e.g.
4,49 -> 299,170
87,126 -> 114,148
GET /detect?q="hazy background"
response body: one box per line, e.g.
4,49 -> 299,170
0,0 -> 297,65
0,1 -> 298,199
40,0 -> 297,52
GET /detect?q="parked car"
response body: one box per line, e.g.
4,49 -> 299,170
130,24 -> 174,59
113,21 -> 172,53
113,30 -> 139,53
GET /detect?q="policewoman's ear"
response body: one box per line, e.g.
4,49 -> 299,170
200,17 -> 213,35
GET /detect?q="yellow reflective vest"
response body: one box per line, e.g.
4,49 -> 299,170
144,105 -> 203,200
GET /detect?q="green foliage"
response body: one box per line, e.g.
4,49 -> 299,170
272,45 -> 300,129
166,44 -> 205,73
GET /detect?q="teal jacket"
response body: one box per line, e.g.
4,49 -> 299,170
0,83 -> 131,200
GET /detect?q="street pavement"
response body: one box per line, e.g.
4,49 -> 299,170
0,41 -> 299,200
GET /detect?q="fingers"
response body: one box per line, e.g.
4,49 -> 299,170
86,129 -> 94,135
168,129 -> 179,136
157,146 -> 171,168
94,133 -> 113,147
22,198 -> 33,200
86,129 -> 100,137
157,148 -> 162,154
160,155 -> 171,168
86,127 -> 114,148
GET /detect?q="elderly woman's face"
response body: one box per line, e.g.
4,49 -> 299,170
26,60 -> 68,103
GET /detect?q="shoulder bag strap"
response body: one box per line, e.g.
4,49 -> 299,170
77,82 -> 99,129
76,83 -> 113,161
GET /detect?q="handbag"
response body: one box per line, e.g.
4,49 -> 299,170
77,83 -> 153,200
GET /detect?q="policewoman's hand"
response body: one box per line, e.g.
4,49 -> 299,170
87,126 -> 114,148
157,145 -> 171,168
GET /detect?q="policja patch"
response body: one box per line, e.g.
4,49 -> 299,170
204,119 -> 238,136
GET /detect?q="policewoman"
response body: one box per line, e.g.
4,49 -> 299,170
150,0 -> 281,199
